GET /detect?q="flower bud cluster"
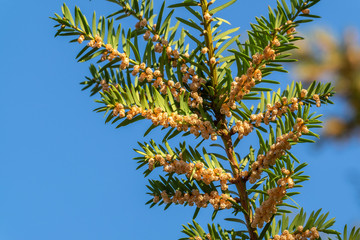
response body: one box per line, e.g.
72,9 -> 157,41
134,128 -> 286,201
301,8 -> 310,14
77,34 -> 85,44
100,79 -> 110,92
249,118 -> 309,183
233,120 -> 254,139
288,97 -> 303,112
203,12 -> 212,21
143,28 -> 175,59
252,39 -> 279,65
271,227 -> 320,240
220,103 -> 232,117
252,98 -> 297,126
143,30 -> 151,41
285,20 -> 296,39
263,46 -> 277,61
138,66 -> 156,82
135,18 -> 147,29
313,94 -> 321,107
201,47 -> 209,54
272,38 -> 281,48
232,90 -> 321,139
131,63 -> 144,76
147,154 -> 232,189
152,33 -> 160,42
247,89 -> 320,128
112,105 -> 217,139
181,64 -> 207,108
251,173 -> 294,228
130,62 -> 186,101
189,91 -> 204,108
225,69 -> 258,115
250,113 -> 265,127
240,170 -> 249,179
112,102 -> 125,117
154,38 -> 168,53
209,57 -> 216,65
300,89 -> 308,98
78,34 -> 130,68
223,42 -> 279,116
165,45 -> 180,61
154,190 -> 234,210
166,80 -> 186,101
181,65 -> 207,91
104,43 -> 130,69
87,35 -> 103,48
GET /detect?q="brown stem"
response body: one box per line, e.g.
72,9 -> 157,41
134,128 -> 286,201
237,178 -> 258,240
199,1 -> 257,239
200,0 -> 218,88
221,133 -> 239,177
221,133 -> 258,240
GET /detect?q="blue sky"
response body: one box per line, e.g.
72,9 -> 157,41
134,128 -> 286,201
0,0 -> 359,239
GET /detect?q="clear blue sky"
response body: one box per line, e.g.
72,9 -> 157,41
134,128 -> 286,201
0,0 -> 359,239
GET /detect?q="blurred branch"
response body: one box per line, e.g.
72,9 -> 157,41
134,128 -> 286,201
291,27 -> 360,138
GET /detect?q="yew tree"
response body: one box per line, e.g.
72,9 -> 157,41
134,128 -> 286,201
51,0 -> 359,239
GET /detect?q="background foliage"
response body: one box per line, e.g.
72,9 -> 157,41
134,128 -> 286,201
291,28 -> 360,138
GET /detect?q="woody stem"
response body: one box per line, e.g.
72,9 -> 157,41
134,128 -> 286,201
200,0 -> 218,88
221,133 -> 258,240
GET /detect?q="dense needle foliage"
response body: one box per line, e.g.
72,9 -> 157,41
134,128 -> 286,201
51,0 -> 359,239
